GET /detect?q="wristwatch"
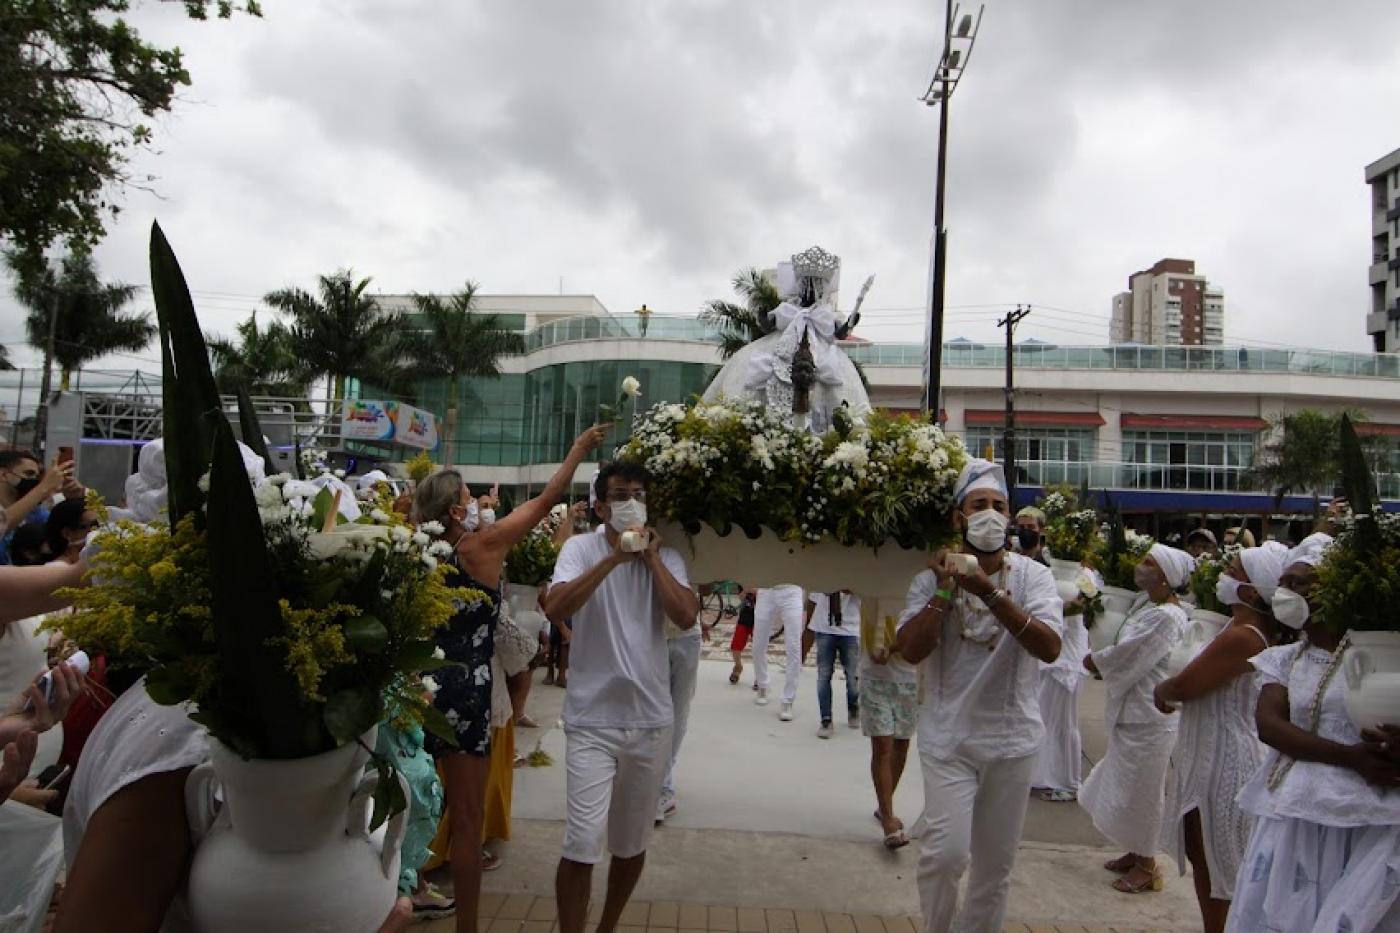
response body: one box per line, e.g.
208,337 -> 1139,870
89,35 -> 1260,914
979,588 -> 1006,609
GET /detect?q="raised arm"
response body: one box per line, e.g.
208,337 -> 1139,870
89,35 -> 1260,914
1154,624 -> 1258,712
478,425 -> 606,554
5,461 -> 70,528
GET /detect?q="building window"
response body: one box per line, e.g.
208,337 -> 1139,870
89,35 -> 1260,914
1121,429 -> 1257,491
964,426 -> 1095,486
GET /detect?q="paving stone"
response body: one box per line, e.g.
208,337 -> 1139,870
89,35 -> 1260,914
709,906 -> 738,931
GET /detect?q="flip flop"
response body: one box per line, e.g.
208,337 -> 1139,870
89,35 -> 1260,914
1038,788 -> 1076,803
883,830 -> 910,850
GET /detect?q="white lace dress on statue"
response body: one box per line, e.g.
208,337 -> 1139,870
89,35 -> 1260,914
702,299 -> 872,434
1160,624 -> 1269,899
1226,641 -> 1400,933
1077,601 -> 1187,855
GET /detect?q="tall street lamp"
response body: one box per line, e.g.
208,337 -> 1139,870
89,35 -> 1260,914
920,2 -> 984,417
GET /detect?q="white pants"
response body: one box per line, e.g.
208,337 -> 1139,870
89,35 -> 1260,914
916,751 -> 1035,933
562,725 -> 672,864
753,586 -> 804,704
662,635 -> 701,798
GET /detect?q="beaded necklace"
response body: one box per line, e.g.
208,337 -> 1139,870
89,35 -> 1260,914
956,562 -> 1010,651
1265,631 -> 1351,792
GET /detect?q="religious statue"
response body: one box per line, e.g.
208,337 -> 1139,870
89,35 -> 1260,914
702,246 -> 874,433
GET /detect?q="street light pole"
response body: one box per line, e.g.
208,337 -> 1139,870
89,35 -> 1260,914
920,2 -> 984,418
999,304 -> 1031,506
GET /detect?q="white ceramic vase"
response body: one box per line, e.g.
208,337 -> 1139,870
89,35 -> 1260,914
1343,630 -> 1400,733
1046,557 -> 1082,584
1166,609 -> 1233,677
1099,586 -> 1137,616
185,730 -> 408,933
506,582 -> 549,640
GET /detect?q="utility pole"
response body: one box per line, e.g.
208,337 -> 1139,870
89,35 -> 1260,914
34,277 -> 59,459
919,2 -> 984,416
998,305 -> 1030,505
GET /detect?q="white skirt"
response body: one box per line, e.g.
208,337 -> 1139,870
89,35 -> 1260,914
1030,674 -> 1082,794
1078,721 -> 1174,855
1227,816 -> 1400,933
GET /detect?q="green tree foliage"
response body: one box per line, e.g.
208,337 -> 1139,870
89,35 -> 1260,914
12,250 -> 154,389
1247,409 -> 1369,515
401,282 -> 525,467
0,1 -> 260,267
265,270 -> 406,401
700,268 -> 780,360
207,313 -> 308,398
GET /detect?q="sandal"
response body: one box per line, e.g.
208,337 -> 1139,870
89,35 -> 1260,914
883,829 -> 910,850
482,849 -> 502,872
516,714 -> 539,729
729,666 -> 741,685
1111,868 -> 1163,893
1103,853 -> 1136,874
1038,788 -> 1076,803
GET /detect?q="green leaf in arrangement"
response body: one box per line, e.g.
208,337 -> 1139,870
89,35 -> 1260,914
368,752 -> 407,832
293,436 -> 307,481
323,686 -> 381,747
398,639 -> 441,669
311,486 -> 337,530
150,221 -> 223,524
419,703 -> 460,749
207,418 -> 309,757
235,385 -> 272,466
344,614 -> 388,652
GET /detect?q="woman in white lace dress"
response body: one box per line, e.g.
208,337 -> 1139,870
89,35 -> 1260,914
1153,543 -> 1287,933
1227,536 -> 1400,933
1079,544 -> 1192,894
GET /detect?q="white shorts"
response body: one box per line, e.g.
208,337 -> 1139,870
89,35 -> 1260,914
561,725 -> 672,864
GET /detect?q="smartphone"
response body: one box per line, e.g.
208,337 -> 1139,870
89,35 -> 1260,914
23,650 -> 90,711
58,446 -> 74,466
38,764 -> 72,791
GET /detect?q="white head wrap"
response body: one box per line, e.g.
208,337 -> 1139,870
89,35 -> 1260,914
1148,542 -> 1194,590
953,458 -> 1008,505
1284,532 -> 1333,569
125,437 -> 267,523
1240,540 -> 1288,602
356,469 -> 389,491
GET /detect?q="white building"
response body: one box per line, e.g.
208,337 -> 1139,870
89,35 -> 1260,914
1110,258 -> 1224,347
1366,146 -> 1400,353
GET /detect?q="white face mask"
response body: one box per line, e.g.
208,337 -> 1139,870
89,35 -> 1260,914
463,500 -> 479,531
1215,576 -> 1242,606
608,499 -> 647,534
1271,587 -> 1310,629
964,509 -> 1008,553
479,508 -> 495,527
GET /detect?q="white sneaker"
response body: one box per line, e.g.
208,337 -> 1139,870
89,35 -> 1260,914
655,792 -> 677,823
817,721 -> 833,739
779,702 -> 794,722
755,687 -> 769,706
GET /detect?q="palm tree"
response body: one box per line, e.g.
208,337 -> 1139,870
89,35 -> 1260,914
0,345 -> 14,371
402,282 -> 525,466
700,267 -> 780,360
207,313 -> 309,398
1246,409 -> 1370,516
13,251 -> 154,390
265,270 -> 406,400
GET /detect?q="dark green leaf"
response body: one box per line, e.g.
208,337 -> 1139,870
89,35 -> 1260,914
368,753 -> 407,832
419,703 -> 460,749
236,385 -> 272,465
144,665 -> 196,705
311,487 -> 337,530
398,639 -> 442,669
1340,414 -> 1380,551
344,614 -> 388,652
323,687 -> 382,746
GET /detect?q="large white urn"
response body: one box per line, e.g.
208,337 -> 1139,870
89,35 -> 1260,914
185,730 -> 408,933
1087,586 -> 1137,653
1343,630 -> 1400,733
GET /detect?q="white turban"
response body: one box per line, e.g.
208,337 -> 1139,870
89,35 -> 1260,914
356,469 -> 389,491
1285,532 -> 1333,569
1240,540 -> 1288,603
953,459 -> 1008,504
1148,543 -> 1195,590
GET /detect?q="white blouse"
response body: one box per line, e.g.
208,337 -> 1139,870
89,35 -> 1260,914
1237,640 -> 1400,828
911,554 -> 1065,763
1091,600 -> 1187,730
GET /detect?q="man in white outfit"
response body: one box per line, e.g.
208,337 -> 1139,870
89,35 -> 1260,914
657,614 -> 701,821
895,459 -> 1064,933
750,585 -> 805,721
545,462 -> 700,933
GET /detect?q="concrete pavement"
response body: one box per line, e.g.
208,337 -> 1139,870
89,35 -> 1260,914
472,652 -> 1202,931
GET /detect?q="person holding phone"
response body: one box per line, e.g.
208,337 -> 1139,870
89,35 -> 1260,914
0,450 -> 73,565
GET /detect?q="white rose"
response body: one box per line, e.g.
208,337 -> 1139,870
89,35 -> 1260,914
197,473 -> 211,493
428,540 -> 454,559
334,469 -> 346,479
621,376 -> 642,397
421,675 -> 440,695
254,483 -> 284,508
418,520 -> 445,536
389,525 -> 411,542
421,553 -> 438,570
412,531 -> 430,547
432,646 -> 446,661
370,508 -> 391,524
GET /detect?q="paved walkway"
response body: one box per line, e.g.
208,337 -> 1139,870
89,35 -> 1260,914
452,650 -> 1200,932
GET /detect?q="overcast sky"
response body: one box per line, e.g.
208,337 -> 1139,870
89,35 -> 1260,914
5,0 -> 1400,373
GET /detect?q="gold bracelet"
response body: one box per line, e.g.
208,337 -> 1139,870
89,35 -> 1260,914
1015,612 -> 1034,637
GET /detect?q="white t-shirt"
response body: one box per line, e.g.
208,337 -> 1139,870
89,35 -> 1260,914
552,531 -> 691,730
910,554 -> 1065,763
808,592 -> 861,637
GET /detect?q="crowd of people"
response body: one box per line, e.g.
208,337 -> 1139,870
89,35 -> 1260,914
1,433 -> 1397,933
